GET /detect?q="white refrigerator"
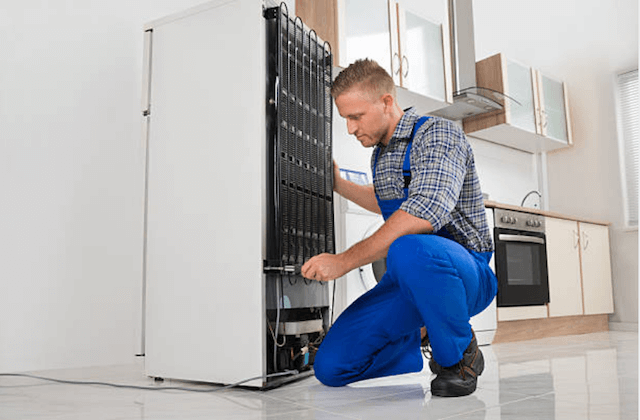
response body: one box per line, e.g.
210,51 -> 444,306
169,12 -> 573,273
141,0 -> 335,388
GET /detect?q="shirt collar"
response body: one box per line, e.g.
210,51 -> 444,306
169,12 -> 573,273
388,107 -> 419,145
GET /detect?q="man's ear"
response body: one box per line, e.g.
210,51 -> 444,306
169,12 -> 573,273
381,93 -> 394,111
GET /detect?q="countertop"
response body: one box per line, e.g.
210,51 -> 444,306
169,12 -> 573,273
484,200 -> 610,226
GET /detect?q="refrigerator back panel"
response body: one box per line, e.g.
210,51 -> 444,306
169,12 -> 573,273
265,5 -> 335,270
264,4 -> 334,380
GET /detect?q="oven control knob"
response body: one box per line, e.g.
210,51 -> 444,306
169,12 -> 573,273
526,219 -> 533,226
501,216 -> 509,223
512,217 -> 518,224
536,220 -> 542,227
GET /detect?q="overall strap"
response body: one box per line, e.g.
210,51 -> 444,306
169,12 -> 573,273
402,116 -> 430,188
373,116 -> 431,186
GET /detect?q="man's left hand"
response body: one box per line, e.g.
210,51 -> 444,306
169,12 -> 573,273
301,253 -> 349,282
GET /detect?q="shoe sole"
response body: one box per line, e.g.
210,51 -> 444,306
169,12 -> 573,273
431,380 -> 477,397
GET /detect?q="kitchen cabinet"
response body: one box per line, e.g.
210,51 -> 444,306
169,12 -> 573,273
392,3 -> 451,103
580,222 -> 614,315
296,0 -> 452,112
545,217 -> 613,316
341,0 -> 392,76
463,53 -> 573,153
546,217 -> 584,317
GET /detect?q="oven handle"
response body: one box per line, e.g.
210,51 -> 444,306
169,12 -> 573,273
498,234 -> 545,244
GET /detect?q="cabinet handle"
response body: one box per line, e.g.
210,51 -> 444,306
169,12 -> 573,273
541,109 -> 548,129
572,230 -> 579,249
392,53 -> 401,75
402,55 -> 409,78
581,231 -> 589,250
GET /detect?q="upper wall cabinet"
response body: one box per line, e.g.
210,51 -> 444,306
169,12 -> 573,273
395,5 -> 451,104
296,0 -> 453,113
342,0 -> 392,76
462,53 -> 573,153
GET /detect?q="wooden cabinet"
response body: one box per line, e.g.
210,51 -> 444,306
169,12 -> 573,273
545,218 -> 613,317
463,53 -> 573,153
296,0 -> 452,112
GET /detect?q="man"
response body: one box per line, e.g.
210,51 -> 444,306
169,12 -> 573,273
300,59 -> 497,397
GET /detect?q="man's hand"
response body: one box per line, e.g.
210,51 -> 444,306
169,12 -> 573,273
301,253 -> 350,282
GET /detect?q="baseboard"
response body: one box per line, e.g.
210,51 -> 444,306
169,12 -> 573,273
493,314 -> 609,344
608,321 -> 638,332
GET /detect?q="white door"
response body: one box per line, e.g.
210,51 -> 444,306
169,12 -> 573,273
398,7 -> 446,101
580,223 -> 614,315
545,217 -> 583,317
342,0 -> 393,74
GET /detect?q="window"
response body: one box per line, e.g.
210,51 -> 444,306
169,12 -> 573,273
616,69 -> 638,227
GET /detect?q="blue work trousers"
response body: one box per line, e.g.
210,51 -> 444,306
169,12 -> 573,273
313,234 -> 497,387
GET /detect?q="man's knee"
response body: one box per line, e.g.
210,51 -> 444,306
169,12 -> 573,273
387,235 -> 428,273
313,350 -> 346,387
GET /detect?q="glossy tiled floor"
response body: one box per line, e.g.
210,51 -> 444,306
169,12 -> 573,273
1,331 -> 637,419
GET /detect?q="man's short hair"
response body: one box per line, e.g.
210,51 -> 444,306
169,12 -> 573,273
331,59 -> 396,100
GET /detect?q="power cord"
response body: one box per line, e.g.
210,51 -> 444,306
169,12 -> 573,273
0,370 -> 299,393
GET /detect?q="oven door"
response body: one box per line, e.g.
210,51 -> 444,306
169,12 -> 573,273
494,228 -> 550,307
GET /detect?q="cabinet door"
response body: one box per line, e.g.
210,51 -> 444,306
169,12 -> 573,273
505,59 -> 537,134
538,72 -> 570,143
545,218 -> 583,317
398,7 -> 446,101
343,0 -> 394,76
580,223 -> 614,315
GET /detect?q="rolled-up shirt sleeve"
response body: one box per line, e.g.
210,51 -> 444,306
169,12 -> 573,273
399,119 -> 468,232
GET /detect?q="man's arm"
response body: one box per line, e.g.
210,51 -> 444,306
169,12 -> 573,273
333,161 -> 381,214
301,209 -> 433,281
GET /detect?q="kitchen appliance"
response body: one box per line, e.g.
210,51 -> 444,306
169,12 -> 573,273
141,0 -> 334,388
493,208 -> 550,307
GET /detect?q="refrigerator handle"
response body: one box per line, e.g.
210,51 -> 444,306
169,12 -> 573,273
141,29 -> 153,116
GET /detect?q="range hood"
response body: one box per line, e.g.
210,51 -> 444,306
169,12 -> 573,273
430,0 -> 506,120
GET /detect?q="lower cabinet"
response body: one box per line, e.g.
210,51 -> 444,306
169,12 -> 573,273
580,222 -> 614,314
546,218 -> 614,317
546,217 -> 584,317
498,217 -> 614,323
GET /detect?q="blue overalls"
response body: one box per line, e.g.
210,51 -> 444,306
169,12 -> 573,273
313,117 -> 497,387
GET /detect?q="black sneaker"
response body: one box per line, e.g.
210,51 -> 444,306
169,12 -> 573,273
430,333 -> 484,397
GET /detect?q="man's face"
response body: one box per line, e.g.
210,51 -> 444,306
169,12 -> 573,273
335,88 -> 391,148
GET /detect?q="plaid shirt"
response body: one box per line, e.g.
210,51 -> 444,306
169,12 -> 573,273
371,108 -> 493,253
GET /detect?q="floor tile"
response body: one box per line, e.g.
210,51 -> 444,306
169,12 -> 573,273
0,331 -> 636,420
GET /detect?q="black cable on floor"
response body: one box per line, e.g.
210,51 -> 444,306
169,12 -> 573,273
0,370 -> 299,392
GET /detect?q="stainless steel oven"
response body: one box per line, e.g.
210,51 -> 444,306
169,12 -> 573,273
493,208 -> 550,307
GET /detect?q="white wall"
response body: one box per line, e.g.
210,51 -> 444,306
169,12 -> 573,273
0,0 -> 255,372
468,137 -> 539,206
473,0 -> 639,326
